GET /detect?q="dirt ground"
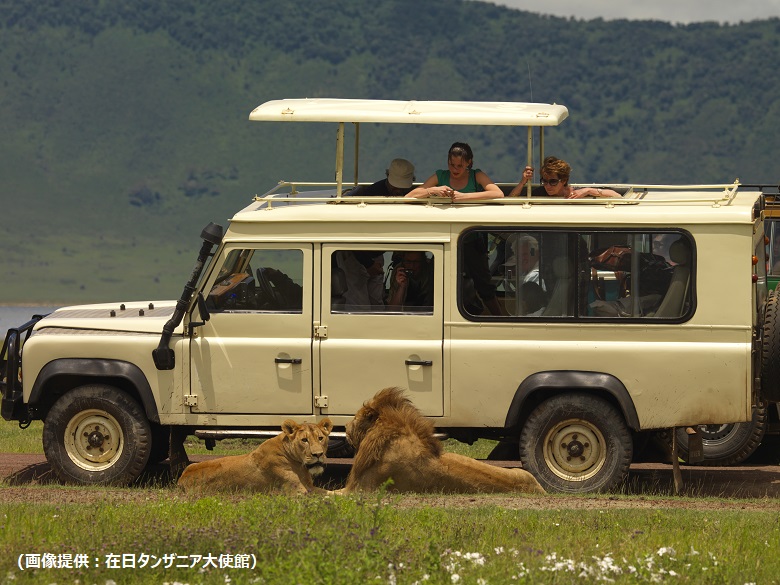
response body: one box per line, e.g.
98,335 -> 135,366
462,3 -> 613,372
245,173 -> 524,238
2,451 -> 779,510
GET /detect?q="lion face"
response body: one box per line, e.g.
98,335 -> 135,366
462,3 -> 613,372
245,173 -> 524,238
282,418 -> 333,477
345,404 -> 376,451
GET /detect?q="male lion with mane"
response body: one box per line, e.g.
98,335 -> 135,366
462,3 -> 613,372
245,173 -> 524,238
343,388 -> 544,494
178,418 -> 333,494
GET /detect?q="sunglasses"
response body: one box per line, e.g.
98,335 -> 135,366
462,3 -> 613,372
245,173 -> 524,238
540,178 -> 561,186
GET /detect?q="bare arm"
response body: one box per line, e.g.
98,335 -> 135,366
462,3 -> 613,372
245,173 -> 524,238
451,171 -> 503,201
566,187 -> 622,199
405,175 -> 455,198
508,166 -> 534,197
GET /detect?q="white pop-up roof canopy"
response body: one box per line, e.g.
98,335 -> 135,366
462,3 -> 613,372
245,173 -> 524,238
249,98 -> 568,126
249,98 -> 570,195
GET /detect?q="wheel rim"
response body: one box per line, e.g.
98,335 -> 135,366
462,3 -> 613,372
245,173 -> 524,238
695,423 -> 737,444
64,409 -> 124,471
543,419 -> 606,482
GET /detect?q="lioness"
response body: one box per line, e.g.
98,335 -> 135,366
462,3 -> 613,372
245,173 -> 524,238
178,418 -> 333,494
343,388 -> 545,494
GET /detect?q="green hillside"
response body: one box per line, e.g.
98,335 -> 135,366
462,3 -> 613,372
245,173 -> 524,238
1,0 -> 779,303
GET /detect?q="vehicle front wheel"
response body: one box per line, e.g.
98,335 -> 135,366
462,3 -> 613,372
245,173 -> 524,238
43,385 -> 151,485
518,393 -> 633,493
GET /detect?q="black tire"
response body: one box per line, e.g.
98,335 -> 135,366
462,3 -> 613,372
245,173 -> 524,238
762,290 -> 780,402
326,437 -> 355,458
518,393 -> 633,493
673,404 -> 767,466
43,384 -> 151,485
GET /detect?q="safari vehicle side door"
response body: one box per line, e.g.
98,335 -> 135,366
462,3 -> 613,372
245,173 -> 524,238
318,244 -> 444,416
189,243 -> 314,414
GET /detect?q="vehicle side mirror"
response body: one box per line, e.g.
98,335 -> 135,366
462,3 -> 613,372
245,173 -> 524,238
190,293 -> 211,329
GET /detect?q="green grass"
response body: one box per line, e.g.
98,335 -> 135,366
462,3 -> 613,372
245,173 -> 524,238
2,424 -> 779,583
0,491 -> 778,584
0,421 -> 43,453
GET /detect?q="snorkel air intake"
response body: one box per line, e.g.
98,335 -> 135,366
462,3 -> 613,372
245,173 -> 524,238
152,222 -> 223,370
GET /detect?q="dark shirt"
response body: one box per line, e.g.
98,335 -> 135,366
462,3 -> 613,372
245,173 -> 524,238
345,179 -> 411,197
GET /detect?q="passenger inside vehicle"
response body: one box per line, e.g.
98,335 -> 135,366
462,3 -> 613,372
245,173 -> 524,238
331,250 -> 386,312
519,281 -> 546,315
387,251 -> 434,312
503,234 -> 546,292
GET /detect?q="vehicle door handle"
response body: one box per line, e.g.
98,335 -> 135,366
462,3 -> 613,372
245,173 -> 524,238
275,357 -> 302,364
405,359 -> 433,366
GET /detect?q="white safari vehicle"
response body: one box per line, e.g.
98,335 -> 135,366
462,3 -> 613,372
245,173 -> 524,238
2,99 -> 777,493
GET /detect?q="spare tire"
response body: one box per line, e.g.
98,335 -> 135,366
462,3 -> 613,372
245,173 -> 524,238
762,290 -> 780,402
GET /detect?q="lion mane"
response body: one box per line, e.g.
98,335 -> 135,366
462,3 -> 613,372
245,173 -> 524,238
344,387 -> 544,495
178,418 -> 333,494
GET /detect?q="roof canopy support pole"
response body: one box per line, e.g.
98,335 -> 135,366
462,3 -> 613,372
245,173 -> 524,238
539,127 -> 545,172
335,122 -> 345,198
353,122 -> 360,186
526,126 -> 533,197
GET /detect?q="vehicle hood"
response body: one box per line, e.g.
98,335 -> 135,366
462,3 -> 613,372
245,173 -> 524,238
32,301 -> 181,335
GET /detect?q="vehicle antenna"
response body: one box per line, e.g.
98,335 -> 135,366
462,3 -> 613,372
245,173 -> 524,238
527,61 -> 534,195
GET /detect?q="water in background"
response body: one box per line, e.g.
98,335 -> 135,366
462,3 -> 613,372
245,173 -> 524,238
0,306 -> 60,337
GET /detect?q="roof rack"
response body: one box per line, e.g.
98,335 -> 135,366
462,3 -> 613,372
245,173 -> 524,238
252,180 -> 743,209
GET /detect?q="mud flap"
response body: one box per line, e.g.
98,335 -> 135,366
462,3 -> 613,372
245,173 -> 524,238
168,426 -> 190,480
684,427 -> 704,464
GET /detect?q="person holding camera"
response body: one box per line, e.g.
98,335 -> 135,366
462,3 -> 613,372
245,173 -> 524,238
387,251 -> 434,310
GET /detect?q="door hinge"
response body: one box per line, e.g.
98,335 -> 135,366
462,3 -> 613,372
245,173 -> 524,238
314,325 -> 328,339
184,394 -> 198,407
314,395 -> 328,408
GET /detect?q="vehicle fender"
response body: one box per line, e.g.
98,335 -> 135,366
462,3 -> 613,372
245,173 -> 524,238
504,370 -> 640,432
28,358 -> 160,423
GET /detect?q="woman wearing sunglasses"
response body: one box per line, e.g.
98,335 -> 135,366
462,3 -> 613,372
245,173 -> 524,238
509,156 -> 621,198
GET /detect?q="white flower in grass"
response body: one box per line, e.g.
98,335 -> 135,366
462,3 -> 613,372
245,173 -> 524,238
463,552 -> 486,566
494,546 -> 504,555
657,547 -> 676,557
594,555 -> 622,575
477,579 -> 488,585
451,574 -> 461,583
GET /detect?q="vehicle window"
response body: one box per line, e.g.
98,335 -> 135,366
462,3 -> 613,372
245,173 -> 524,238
766,219 -> 780,278
330,249 -> 434,315
461,229 -> 693,320
206,248 -> 303,313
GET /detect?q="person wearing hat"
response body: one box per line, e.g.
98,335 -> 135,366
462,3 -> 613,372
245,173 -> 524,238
345,158 -> 415,197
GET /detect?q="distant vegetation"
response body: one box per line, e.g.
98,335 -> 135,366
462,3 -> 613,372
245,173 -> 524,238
1,0 -> 779,303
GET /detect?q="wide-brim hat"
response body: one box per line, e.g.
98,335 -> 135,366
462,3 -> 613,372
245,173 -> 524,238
387,158 -> 415,188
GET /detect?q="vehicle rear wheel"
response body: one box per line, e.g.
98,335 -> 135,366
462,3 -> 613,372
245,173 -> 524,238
43,385 -> 151,485
673,404 -> 767,466
518,393 -> 633,493
762,290 -> 780,402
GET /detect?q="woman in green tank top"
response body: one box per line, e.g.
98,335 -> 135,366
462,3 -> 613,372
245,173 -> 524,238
405,142 -> 503,201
